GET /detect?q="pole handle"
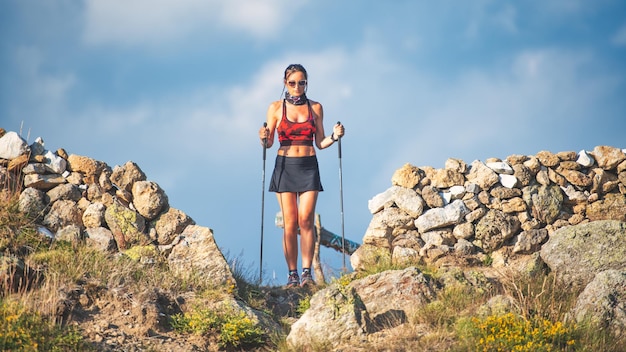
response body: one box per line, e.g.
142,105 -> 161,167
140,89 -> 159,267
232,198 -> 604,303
262,122 -> 267,160
336,121 -> 342,158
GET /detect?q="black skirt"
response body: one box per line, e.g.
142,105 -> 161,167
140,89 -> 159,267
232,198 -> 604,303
269,155 -> 324,193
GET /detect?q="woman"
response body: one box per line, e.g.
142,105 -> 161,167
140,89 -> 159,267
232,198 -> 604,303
259,64 -> 345,287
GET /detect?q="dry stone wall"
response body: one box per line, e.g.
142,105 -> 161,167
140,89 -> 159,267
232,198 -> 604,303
0,129 -> 235,287
353,145 -> 626,270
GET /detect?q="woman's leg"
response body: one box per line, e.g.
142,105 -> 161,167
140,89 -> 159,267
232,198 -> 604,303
277,192 -> 299,271
297,190 -> 318,269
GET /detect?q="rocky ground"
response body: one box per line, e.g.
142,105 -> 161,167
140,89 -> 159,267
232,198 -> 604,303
62,282 -> 313,351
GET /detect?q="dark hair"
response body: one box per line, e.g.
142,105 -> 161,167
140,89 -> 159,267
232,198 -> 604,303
284,64 -> 308,80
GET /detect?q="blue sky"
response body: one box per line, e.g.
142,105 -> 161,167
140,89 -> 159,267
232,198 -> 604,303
2,0 -> 625,285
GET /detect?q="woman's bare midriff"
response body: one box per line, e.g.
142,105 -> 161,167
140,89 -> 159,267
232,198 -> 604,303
277,145 -> 316,157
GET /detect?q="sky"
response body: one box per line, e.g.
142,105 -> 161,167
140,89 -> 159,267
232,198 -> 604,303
1,0 -> 625,285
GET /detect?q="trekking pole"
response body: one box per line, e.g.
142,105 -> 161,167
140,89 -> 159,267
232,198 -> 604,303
336,121 -> 346,272
259,122 -> 267,284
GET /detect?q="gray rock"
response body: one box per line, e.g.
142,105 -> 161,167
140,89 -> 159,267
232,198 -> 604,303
571,269 -> 626,337
167,225 -> 235,287
415,200 -> 469,233
540,220 -> 626,286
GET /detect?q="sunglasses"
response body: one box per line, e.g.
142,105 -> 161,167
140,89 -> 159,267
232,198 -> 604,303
287,80 -> 307,88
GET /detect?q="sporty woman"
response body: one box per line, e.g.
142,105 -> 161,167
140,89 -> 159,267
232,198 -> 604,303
259,64 -> 345,287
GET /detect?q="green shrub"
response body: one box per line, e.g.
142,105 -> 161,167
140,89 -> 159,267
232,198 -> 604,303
0,299 -> 90,351
457,312 -> 577,351
171,305 -> 265,348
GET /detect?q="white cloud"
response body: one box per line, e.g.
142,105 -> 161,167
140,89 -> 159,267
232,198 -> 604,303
82,0 -> 307,46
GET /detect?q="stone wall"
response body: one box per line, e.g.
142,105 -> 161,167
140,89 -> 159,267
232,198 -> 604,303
0,129 -> 235,287
352,145 -> 626,270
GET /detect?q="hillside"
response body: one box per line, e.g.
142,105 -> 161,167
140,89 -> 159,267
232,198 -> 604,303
1,127 -> 626,351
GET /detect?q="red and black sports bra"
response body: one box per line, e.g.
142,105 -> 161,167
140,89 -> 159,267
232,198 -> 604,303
277,100 -> 316,147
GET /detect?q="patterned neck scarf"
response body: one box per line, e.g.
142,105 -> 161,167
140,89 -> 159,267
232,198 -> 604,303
285,92 -> 308,105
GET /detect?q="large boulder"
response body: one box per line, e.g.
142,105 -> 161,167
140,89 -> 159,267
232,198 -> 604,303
540,220 -> 626,286
571,269 -> 626,337
167,225 -> 235,288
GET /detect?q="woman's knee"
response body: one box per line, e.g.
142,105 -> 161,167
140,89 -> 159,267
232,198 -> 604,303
298,215 -> 314,231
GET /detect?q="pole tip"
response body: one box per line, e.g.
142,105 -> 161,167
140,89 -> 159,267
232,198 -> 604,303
263,122 -> 267,127
337,121 -> 341,125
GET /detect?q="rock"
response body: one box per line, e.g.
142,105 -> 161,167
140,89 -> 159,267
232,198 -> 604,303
591,168 -> 619,195
593,146 -> 626,170
510,164 -> 532,187
0,131 -> 29,159
131,180 -> 168,220
490,186 -> 521,200
540,220 -> 626,286
110,161 -> 146,192
445,158 -> 468,173
452,222 -> 474,240
24,173 -> 66,190
486,161 -> 514,175
536,150 -> 560,167
42,199 -> 83,233
67,154 -> 106,184
392,246 -> 420,265
56,224 -> 83,245
83,202 -> 106,228
499,174 -> 518,188
448,185 -> 466,200
571,269 -> 626,337
287,284 -> 371,349
391,163 -> 422,189
368,186 -> 397,214
501,197 -> 526,213
512,228 -> 548,254
8,154 -> 29,172
506,154 -> 528,165
153,207 -> 195,245
474,209 -> 520,252
85,227 -> 116,252
167,225 -> 235,287
586,193 -> 626,222
577,149 -> 595,167
430,168 -> 465,188
523,156 -> 542,174
47,183 -> 82,203
350,267 -> 436,325
454,238 -> 474,255
393,187 -> 425,218
44,150 -> 67,174
466,160 -> 499,191
522,184 -> 563,225
29,137 -> 45,156
558,169 -> 592,187
421,229 -> 455,246
104,200 -> 148,249
18,187 -> 48,220
421,185 -> 444,208
414,200 -> 469,233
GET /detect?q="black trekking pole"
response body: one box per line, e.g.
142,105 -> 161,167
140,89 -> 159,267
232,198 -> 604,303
259,122 -> 267,284
336,121 -> 346,272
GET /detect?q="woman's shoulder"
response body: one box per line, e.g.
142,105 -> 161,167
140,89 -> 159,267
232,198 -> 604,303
308,98 -> 322,107
267,100 -> 283,113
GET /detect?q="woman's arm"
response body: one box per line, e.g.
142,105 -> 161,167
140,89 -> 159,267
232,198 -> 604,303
261,101 -> 280,148
313,101 -> 344,149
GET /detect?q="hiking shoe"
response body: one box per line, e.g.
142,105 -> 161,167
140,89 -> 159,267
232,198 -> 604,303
300,271 -> 315,287
286,273 -> 300,287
